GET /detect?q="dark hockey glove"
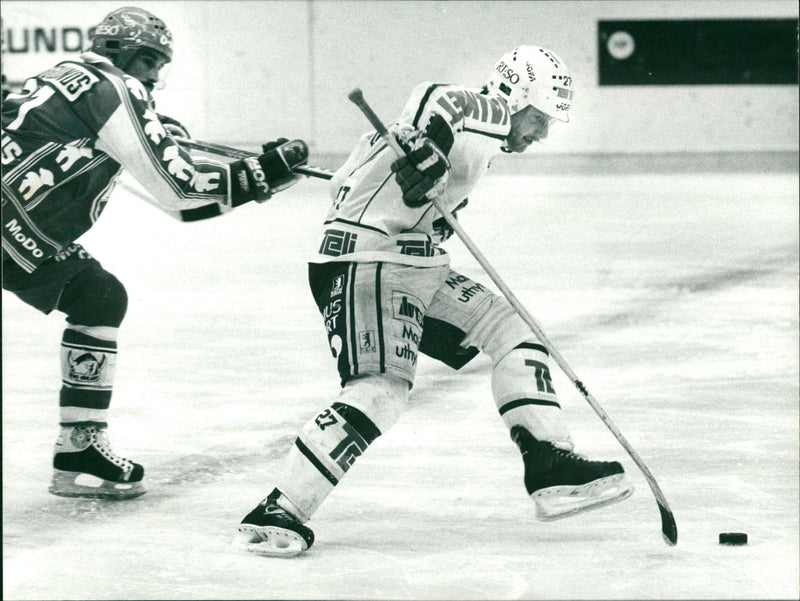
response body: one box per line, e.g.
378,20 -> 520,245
158,114 -> 191,139
228,139 -> 309,206
391,115 -> 453,208
432,198 -> 468,243
262,138 -> 289,153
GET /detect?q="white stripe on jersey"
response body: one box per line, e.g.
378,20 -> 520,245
1,141 -> 61,183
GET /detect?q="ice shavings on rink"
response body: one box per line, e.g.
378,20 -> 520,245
3,169 -> 798,600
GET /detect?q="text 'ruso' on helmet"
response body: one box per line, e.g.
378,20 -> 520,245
486,45 -> 574,122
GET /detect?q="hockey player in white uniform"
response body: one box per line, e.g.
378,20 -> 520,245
235,46 -> 633,556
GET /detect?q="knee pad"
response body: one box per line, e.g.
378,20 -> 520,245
336,374 -> 408,433
58,265 -> 128,327
461,296 -> 532,364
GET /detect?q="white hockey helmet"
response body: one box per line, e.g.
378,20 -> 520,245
486,45 -> 574,122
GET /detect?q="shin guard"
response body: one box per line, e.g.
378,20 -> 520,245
276,375 -> 407,520
492,342 -> 573,451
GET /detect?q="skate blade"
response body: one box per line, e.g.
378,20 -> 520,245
232,525 -> 308,557
49,470 -> 146,500
532,473 -> 634,522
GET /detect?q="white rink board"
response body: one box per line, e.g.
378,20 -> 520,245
3,168 -> 799,600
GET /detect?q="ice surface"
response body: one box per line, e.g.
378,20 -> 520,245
3,168 -> 798,600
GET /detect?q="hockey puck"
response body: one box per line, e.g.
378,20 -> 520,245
719,532 -> 748,545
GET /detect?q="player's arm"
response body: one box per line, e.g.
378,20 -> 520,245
168,139 -> 307,221
388,84 -> 458,207
390,114 -> 454,207
88,69 -> 307,215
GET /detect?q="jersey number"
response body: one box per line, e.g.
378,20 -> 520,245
333,185 -> 350,211
315,408 -> 338,430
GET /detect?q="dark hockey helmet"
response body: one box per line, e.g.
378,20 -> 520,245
89,6 -> 173,69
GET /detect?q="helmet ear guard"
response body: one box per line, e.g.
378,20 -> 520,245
89,6 -> 173,70
486,45 -> 574,122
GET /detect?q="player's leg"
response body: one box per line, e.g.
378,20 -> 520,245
2,245 -> 144,499
235,261 -> 448,556
422,270 -> 632,520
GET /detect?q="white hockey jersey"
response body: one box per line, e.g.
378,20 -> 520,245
316,82 -> 510,267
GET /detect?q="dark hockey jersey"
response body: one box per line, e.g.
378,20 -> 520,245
2,52 -> 233,273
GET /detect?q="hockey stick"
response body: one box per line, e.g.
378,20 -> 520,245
174,137 -> 334,180
347,87 -> 678,546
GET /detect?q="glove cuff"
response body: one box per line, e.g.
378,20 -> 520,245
229,157 -> 272,207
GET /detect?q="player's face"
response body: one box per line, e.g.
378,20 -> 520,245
505,106 -> 554,152
124,49 -> 170,92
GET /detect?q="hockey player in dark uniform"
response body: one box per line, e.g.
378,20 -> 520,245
234,45 -> 634,556
1,6 -> 309,500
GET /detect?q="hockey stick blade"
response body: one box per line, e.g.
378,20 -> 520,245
660,502 -> 678,545
174,137 -> 334,180
348,86 -> 678,546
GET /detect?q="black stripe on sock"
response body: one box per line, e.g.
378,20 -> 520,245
515,342 -> 548,356
295,437 -> 339,486
332,402 -> 381,444
62,328 -> 117,349
499,398 -> 561,415
59,389 -> 112,408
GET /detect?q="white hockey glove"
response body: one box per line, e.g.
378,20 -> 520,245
228,139 -> 309,206
390,114 -> 454,208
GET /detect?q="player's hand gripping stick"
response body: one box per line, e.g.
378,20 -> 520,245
347,87 -> 678,546
174,137 -> 334,181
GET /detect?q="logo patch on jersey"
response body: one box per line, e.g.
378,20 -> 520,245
396,238 -> 434,257
320,229 -> 358,257
330,274 -> 345,297
4,218 -> 46,259
19,168 -> 54,200
40,64 -> 99,102
56,142 -> 94,172
392,291 -> 425,328
358,331 -> 377,354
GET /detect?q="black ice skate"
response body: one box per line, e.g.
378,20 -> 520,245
511,426 -> 633,521
233,489 -> 315,557
49,422 -> 146,499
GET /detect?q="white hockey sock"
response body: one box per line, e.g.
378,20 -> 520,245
276,374 -> 408,521
492,342 -> 573,451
